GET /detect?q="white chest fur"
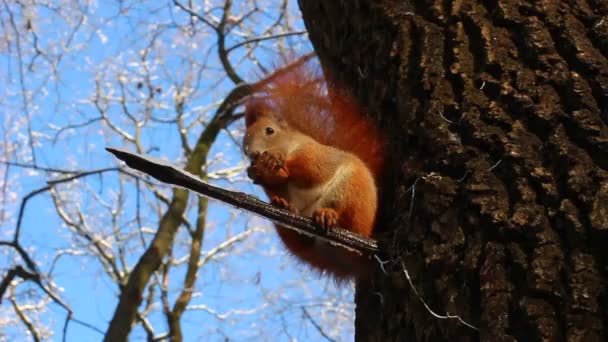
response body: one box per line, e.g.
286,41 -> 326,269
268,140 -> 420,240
286,163 -> 353,216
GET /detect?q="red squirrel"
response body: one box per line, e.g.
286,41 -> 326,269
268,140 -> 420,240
243,61 -> 383,279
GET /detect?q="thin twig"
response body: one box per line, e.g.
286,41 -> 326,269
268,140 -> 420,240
226,31 -> 307,53
301,307 -> 337,342
400,261 -> 478,331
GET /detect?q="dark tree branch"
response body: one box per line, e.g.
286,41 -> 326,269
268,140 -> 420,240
301,307 -> 337,342
105,147 -> 379,255
0,166 -> 139,340
226,31 -> 308,53
0,266 -> 37,304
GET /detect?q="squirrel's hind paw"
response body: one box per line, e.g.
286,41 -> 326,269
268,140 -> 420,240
313,208 -> 338,233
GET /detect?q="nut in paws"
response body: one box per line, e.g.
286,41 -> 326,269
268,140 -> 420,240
258,151 -> 284,170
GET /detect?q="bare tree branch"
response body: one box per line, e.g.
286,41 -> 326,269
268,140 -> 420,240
166,194 -> 207,341
9,287 -> 41,342
0,266 -> 36,304
226,30 -> 307,53
198,227 -> 262,267
302,307 -> 337,342
106,147 -> 379,255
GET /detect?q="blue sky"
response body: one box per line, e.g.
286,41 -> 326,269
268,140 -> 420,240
0,1 -> 355,341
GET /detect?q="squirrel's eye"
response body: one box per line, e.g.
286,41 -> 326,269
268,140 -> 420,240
265,127 -> 275,135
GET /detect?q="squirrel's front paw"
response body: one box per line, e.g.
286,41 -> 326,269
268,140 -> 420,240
313,208 -> 338,233
270,196 -> 298,213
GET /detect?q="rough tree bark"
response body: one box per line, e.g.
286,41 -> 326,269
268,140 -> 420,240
298,0 -> 608,341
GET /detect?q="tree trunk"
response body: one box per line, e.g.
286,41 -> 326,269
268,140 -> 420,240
298,0 -> 608,340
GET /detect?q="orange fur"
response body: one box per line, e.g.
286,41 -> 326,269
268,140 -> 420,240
243,59 -> 383,280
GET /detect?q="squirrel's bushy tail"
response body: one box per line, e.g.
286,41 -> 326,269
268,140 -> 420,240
249,59 -> 384,177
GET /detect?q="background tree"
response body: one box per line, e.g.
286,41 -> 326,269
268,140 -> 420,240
1,1 -> 354,341
298,0 -> 608,340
